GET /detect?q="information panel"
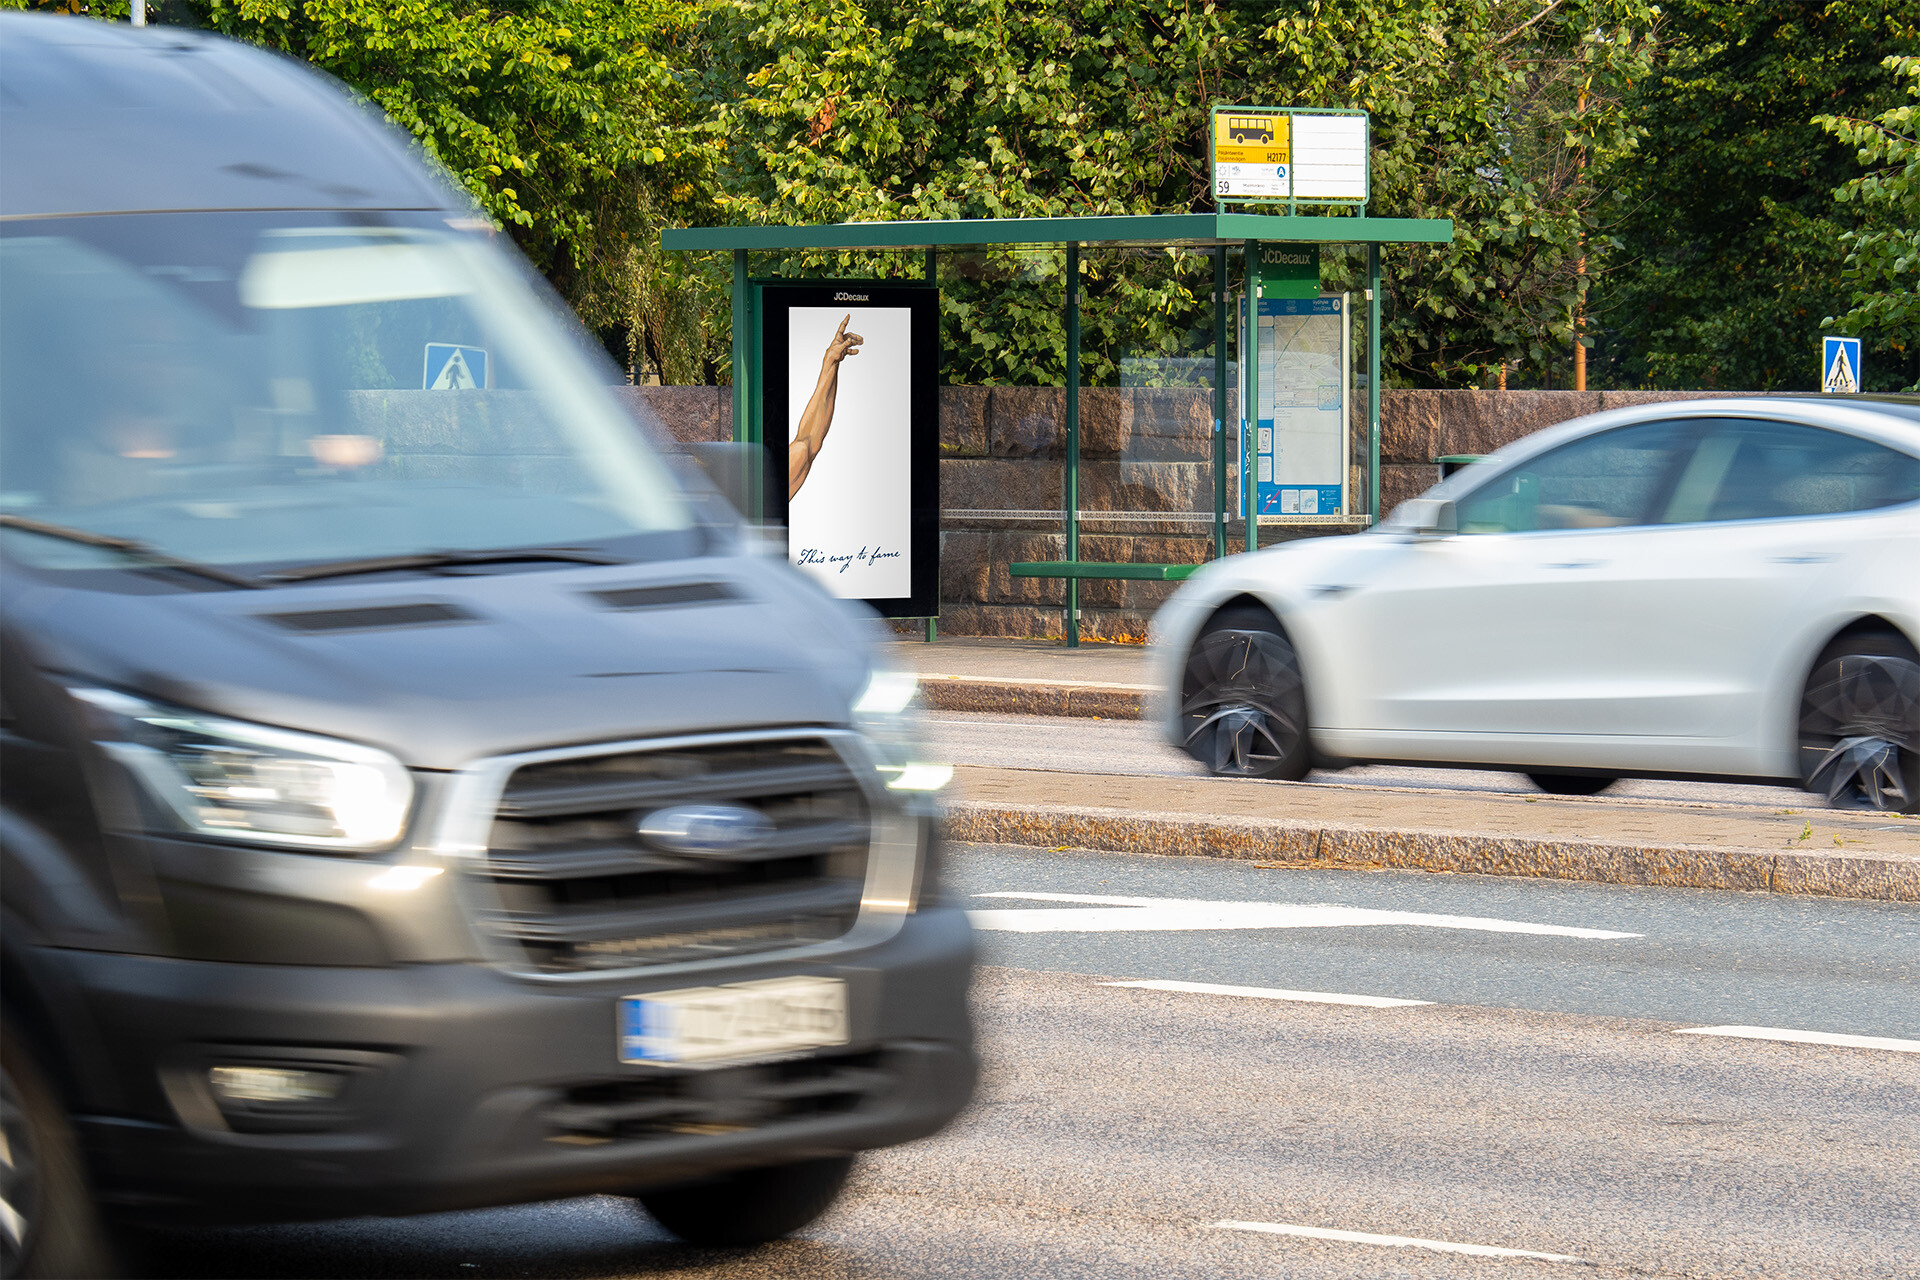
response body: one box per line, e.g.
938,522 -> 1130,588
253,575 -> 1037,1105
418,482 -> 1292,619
1211,107 -> 1369,206
1238,295 -> 1350,517
758,283 -> 939,618
1213,110 -> 1292,201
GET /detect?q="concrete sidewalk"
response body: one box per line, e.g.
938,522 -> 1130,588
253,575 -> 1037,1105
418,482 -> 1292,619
943,764 -> 1920,902
898,638 -> 1920,901
896,637 -> 1150,719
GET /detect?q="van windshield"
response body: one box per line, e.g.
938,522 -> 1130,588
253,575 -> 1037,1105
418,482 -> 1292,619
0,212 -> 696,580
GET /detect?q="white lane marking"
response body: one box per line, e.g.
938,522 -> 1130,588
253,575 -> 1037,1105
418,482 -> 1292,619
968,892 -> 1641,939
1104,979 -> 1431,1008
1675,1025 -> 1920,1053
1214,1220 -> 1587,1264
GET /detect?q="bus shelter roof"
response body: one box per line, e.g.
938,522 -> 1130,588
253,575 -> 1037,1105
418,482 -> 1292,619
661,211 -> 1452,254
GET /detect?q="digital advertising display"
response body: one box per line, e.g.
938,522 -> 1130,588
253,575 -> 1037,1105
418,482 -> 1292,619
758,282 -> 939,618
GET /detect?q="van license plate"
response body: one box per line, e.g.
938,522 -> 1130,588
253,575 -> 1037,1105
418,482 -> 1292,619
618,976 -> 848,1067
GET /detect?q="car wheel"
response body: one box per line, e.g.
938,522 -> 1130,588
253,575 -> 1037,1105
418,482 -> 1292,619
1798,633 -> 1920,814
1,1025 -> 113,1280
1178,606 -> 1310,780
635,1154 -> 855,1247
1526,774 -> 1618,796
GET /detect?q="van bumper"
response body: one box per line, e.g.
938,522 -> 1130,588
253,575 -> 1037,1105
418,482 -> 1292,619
53,906 -> 975,1225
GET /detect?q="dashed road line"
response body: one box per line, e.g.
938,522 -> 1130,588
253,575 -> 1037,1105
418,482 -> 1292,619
1675,1025 -> 1920,1053
1213,1219 -> 1588,1264
1103,979 -> 1431,1008
969,891 -> 1642,938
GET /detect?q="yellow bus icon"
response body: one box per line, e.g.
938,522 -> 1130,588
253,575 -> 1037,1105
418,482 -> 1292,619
1225,116 -> 1273,144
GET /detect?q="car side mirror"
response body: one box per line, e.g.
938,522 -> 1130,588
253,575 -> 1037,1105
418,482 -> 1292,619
1397,497 -> 1457,539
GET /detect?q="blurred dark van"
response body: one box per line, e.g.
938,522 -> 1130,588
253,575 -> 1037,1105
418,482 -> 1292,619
0,15 -> 972,1275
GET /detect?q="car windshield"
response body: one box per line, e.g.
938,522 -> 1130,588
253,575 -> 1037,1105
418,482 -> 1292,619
0,212 -> 695,579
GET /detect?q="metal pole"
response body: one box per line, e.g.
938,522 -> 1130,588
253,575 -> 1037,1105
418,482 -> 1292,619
131,0 -> 146,25
925,245 -> 938,643
1212,247 -> 1228,560
1368,243 -> 1382,524
731,248 -> 763,524
1064,242 -> 1081,647
731,249 -> 749,448
1243,240 -> 1259,554
1574,86 -> 1588,393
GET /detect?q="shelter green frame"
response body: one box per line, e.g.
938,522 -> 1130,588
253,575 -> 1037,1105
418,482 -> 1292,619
662,211 -> 1453,645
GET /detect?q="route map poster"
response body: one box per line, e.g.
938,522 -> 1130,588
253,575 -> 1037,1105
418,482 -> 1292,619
758,283 -> 939,618
1238,295 -> 1349,517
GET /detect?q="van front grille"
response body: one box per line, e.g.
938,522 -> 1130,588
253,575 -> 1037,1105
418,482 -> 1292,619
469,737 -> 872,975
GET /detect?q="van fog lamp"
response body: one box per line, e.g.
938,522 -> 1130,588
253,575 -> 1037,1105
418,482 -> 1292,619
851,666 -> 948,791
887,763 -> 954,792
69,686 -> 412,852
209,1065 -> 345,1106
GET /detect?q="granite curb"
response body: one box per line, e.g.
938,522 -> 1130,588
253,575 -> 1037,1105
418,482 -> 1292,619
920,678 -> 1146,720
945,800 -> 1920,902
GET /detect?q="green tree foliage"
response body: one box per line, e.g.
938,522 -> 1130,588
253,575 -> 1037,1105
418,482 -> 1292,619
1816,55 -> 1920,392
1247,0 -> 1656,388
204,0 -> 706,348
9,0 -> 707,371
698,0 -> 1658,388
23,2 -> 1904,394
698,0 -> 1226,385
1603,2 -> 1920,392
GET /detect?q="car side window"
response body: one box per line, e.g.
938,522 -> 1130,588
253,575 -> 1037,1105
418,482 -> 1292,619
1455,420 -> 1697,534
1658,419 -> 1920,524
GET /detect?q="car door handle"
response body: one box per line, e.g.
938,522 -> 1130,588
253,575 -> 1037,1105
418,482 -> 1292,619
1544,559 -> 1604,570
1769,553 -> 1837,564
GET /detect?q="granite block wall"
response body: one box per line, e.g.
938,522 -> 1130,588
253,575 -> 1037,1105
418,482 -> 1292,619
619,385 -> 1753,639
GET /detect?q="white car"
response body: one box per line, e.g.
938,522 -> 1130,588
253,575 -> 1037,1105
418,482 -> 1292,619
1150,396 -> 1920,812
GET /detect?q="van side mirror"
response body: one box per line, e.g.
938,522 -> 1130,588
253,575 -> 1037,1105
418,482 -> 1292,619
1397,497 -> 1457,539
684,442 -> 760,518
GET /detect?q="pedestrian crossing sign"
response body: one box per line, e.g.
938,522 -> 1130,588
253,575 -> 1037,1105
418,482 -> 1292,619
1821,336 -> 1861,394
424,343 -> 488,390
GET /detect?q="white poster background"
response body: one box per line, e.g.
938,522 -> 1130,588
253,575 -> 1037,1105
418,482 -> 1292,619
785,305 -> 913,599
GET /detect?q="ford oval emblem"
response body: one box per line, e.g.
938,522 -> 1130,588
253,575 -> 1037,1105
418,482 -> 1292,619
637,803 -> 774,856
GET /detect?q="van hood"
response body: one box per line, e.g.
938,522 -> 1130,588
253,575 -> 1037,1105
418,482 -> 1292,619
9,556 -> 872,770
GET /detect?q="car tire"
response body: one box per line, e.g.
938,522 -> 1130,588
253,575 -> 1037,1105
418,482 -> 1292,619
1526,774 -> 1618,796
634,1154 -> 855,1247
1798,631 -> 1920,814
1,1024 -> 115,1280
1178,606 -> 1311,780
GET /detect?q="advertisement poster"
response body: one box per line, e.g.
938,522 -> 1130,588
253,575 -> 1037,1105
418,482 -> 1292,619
1238,295 -> 1349,517
759,283 -> 938,618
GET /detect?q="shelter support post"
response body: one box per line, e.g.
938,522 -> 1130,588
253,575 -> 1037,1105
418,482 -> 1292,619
1064,243 -> 1081,647
925,245 -> 938,643
730,248 -> 761,522
1213,248 -> 1228,560
1242,240 -> 1259,554
730,249 -> 748,447
1367,243 -> 1382,524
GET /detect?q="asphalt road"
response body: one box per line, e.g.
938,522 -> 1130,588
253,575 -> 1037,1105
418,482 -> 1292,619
927,710 -> 1810,810
133,846 -> 1920,1280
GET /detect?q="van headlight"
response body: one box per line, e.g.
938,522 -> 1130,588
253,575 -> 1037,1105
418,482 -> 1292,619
69,686 -> 413,852
851,665 -> 951,793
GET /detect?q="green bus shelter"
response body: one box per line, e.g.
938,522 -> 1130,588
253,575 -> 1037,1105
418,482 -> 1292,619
663,211 -> 1452,644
